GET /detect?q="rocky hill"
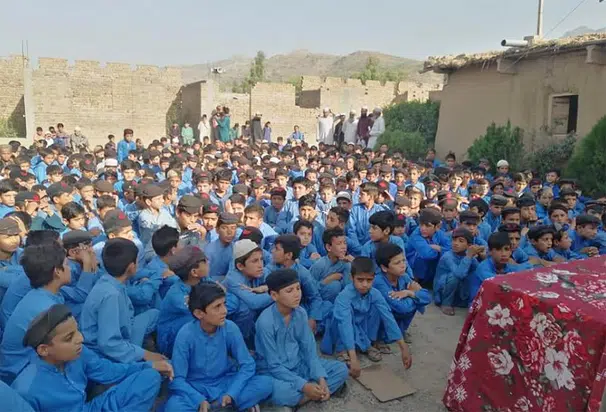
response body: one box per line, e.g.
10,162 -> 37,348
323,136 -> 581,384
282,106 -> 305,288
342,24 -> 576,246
181,50 -> 442,88
561,26 -> 606,38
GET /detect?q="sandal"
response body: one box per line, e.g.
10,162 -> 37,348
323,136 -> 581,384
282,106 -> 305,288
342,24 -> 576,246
366,346 -> 383,362
441,306 -> 456,316
336,352 -> 351,363
373,341 -> 392,355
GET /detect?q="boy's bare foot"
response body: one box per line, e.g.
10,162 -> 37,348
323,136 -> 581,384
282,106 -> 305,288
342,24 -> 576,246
404,332 -> 413,343
441,306 -> 455,316
366,346 -> 382,362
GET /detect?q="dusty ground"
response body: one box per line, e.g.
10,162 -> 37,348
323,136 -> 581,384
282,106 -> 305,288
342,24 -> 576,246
295,304 -> 468,412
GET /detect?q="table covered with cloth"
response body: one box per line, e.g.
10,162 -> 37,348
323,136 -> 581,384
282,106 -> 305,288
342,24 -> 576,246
444,257 -> 606,412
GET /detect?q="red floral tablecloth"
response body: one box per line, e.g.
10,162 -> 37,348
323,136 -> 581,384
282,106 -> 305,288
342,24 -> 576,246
444,257 -> 606,412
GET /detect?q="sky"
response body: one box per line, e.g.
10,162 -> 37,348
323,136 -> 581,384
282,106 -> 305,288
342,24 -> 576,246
0,0 -> 605,66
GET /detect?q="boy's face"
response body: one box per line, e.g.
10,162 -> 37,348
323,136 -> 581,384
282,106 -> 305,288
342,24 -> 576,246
272,243 -> 289,265
122,169 -> 136,181
177,210 -> 199,229
394,172 -> 405,184
408,193 -> 422,209
532,233 -> 553,253
169,176 -> 181,189
271,282 -> 302,309
515,181 -> 527,192
110,225 -> 135,241
564,195 -> 577,209
530,184 -> 541,194
450,176 -> 463,188
420,222 -> 438,238
196,181 -> 211,194
443,208 -> 457,221
497,166 -> 509,174
0,233 -> 20,254
352,272 -> 375,295
0,190 -> 17,207
549,209 -> 568,225
67,214 -> 86,230
452,236 -> 470,254
359,190 -> 373,205
217,223 -> 237,243
296,157 -> 306,169
369,224 -> 389,242
270,195 -> 285,210
50,173 -> 63,183
539,191 -> 553,206
326,236 -> 347,259
276,175 -> 288,188
238,250 -> 264,278
409,169 -> 419,182
546,172 -> 558,183
555,232 -> 572,250
325,211 -> 342,230
202,212 -> 219,231
491,245 -> 512,265
577,224 -> 598,240
299,205 -> 317,222
217,179 -> 230,193
507,231 -> 522,250
293,183 -> 308,199
243,212 -> 262,228
296,226 -> 312,247
426,187 -> 438,199
146,195 -> 164,210
492,185 -> 504,196
55,193 -> 74,207
195,297 -> 227,327
43,154 -> 55,165
385,252 -> 407,276
520,205 -> 536,221
320,188 -> 334,204
490,204 -> 503,216
393,226 -> 405,236
231,203 -> 245,218
38,317 -> 83,363
460,221 -> 478,236
503,213 -> 521,225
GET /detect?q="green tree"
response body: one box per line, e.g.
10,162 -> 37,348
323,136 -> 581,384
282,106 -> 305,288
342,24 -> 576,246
0,117 -> 20,138
382,100 -> 440,145
376,130 -> 428,161
526,134 -> 576,179
566,116 -> 606,197
354,57 -> 380,83
467,122 -> 526,172
233,51 -> 266,93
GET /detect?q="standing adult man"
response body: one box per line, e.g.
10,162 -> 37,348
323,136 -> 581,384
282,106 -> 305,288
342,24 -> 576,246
70,127 -> 89,152
342,110 -> 358,145
368,107 -> 385,149
356,106 -> 372,147
317,108 -> 334,145
251,113 -> 263,144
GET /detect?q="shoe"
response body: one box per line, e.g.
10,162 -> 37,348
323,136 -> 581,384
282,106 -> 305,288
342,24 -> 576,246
366,346 -> 382,362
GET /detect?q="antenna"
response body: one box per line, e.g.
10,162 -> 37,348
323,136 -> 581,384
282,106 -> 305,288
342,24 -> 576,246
537,0 -> 544,38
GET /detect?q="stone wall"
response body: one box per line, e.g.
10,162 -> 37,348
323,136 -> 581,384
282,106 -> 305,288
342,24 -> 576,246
31,58 -> 182,147
0,56 -> 26,136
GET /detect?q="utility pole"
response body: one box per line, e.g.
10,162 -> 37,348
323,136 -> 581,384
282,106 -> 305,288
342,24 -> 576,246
537,0 -> 544,38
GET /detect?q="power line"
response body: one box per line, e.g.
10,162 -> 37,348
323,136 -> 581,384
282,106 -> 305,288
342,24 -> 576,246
544,0 -> 589,37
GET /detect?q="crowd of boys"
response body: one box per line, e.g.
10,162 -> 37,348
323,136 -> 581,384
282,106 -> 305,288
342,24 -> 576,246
0,125 -> 604,411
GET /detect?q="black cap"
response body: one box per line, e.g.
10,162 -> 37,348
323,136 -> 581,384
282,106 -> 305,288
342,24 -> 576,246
270,187 -> 287,198
122,180 -> 138,192
218,212 -> 239,226
62,230 -> 94,249
452,227 -> 473,244
516,196 -> 535,208
47,182 -> 72,200
233,184 -> 249,195
15,191 -> 40,203
266,268 -> 299,293
419,208 -> 442,225
94,180 -> 115,193
490,195 -> 508,207
559,188 -> 578,198
178,195 -> 202,214
23,304 -> 73,348
576,214 -> 601,227
459,210 -> 481,224
103,209 -> 131,233
79,158 -> 96,172
527,225 -> 556,241
498,223 -> 522,233
0,218 -> 21,235
202,203 -> 220,214
239,226 -> 263,245
394,196 -> 411,207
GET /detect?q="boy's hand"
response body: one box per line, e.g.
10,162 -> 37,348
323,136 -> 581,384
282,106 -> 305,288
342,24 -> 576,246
408,281 -> 422,292
310,252 -> 321,260
581,246 -> 599,257
349,355 -> 362,378
399,340 -> 412,369
430,245 -> 442,252
220,395 -> 232,407
390,290 -> 414,300
308,318 -> 317,333
342,255 -> 355,262
144,350 -> 167,362
198,401 -> 210,412
187,223 -> 207,237
151,360 -> 174,380
241,284 -> 269,294
303,382 -> 325,401
162,269 -> 175,279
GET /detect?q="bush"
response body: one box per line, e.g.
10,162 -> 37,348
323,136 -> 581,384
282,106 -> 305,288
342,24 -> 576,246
467,121 -> 526,172
566,116 -> 606,197
526,134 -> 576,178
383,100 -> 440,146
0,117 -> 20,138
376,130 -> 428,161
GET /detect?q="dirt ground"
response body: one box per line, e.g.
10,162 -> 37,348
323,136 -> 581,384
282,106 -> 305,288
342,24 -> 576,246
294,304 -> 468,412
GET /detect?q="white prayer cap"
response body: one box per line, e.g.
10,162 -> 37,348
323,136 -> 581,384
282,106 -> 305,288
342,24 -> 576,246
373,107 -> 382,113
361,105 -> 369,110
269,157 -> 280,164
349,109 -> 356,115
323,107 -> 330,112
74,126 -> 81,132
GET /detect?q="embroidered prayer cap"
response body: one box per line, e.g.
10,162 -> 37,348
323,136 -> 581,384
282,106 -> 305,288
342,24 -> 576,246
104,158 -> 118,167
233,239 -> 261,260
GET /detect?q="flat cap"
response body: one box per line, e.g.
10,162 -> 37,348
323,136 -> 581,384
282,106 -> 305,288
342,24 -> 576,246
576,214 -> 601,227
269,187 -> 287,198
559,187 -> 578,198
103,209 -> 131,232
23,304 -> 73,348
62,230 -> 94,248
94,180 -> 115,193
15,191 -> 40,203
239,226 -> 263,245
178,195 -> 202,214
490,195 -> 508,207
233,184 -> 249,195
202,203 -> 220,214
336,191 -> 352,202
0,218 -> 21,235
140,184 -> 164,198
452,227 -> 474,244
251,178 -> 267,189
527,225 -> 556,241
379,164 -> 392,174
516,195 -> 536,208
47,182 -> 72,200
218,212 -> 239,226
394,196 -> 411,207
167,245 -> 206,275
79,158 -> 96,171
459,210 -> 481,224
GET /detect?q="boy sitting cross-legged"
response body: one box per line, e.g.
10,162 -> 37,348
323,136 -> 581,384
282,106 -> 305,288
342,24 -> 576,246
255,269 -> 349,408
373,243 -> 431,342
434,228 -> 481,315
310,228 -> 351,303
361,210 -> 405,273
166,283 -> 272,412
321,257 -> 412,378
12,304 -> 173,412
